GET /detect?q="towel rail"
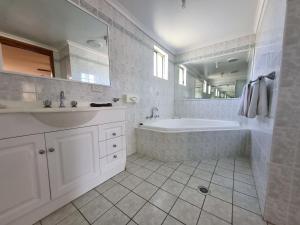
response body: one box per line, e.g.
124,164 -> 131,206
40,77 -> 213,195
249,71 -> 276,84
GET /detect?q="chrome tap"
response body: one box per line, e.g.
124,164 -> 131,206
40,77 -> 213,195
146,107 -> 159,119
59,91 -> 65,108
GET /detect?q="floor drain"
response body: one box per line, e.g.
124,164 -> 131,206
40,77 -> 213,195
198,186 -> 209,194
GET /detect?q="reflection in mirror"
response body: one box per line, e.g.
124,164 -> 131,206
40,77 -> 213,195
175,50 -> 252,99
0,0 -> 110,86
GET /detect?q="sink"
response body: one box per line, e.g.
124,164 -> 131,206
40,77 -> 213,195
0,104 -> 125,128
31,110 -> 98,128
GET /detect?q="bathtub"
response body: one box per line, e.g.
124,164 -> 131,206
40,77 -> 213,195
140,118 -> 240,133
136,118 -> 249,161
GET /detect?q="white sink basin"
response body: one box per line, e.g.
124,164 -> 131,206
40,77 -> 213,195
31,110 -> 98,128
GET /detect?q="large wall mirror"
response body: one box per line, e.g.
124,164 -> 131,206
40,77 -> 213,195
175,50 -> 252,100
0,0 -> 110,86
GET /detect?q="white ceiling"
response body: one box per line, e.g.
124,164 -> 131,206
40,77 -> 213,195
111,0 -> 260,54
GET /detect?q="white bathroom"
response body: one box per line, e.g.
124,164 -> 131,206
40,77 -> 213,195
0,0 -> 298,225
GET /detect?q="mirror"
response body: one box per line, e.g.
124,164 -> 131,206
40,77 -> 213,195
0,0 -> 110,86
175,50 -> 252,99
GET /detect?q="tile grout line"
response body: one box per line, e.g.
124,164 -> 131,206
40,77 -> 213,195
38,155 -> 260,225
70,201 -> 93,225
195,158 -> 220,225
129,159 -> 184,225
123,157 -> 259,224
231,159 -> 236,225
158,160 -> 200,225
82,156 -> 160,224
114,156 -> 185,224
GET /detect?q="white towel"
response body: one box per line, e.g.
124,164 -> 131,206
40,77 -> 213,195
238,84 -> 250,116
257,78 -> 268,117
247,82 -> 259,118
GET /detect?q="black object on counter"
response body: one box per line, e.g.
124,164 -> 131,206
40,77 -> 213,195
90,103 -> 112,107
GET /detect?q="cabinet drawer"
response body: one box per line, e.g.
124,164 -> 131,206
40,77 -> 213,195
105,127 -> 122,139
100,150 -> 125,172
99,136 -> 125,158
99,122 -> 125,141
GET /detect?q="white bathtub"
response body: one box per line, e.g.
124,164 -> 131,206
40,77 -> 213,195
136,118 -> 248,161
140,118 -> 241,133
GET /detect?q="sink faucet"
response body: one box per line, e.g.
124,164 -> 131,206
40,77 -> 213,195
59,91 -> 65,108
146,107 -> 159,119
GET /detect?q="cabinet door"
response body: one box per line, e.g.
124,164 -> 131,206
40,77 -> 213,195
46,126 -> 100,199
0,134 -> 50,225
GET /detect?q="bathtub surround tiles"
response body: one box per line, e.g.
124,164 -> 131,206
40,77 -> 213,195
0,0 -> 175,156
174,99 -> 241,121
35,153 -> 269,225
136,128 -> 250,161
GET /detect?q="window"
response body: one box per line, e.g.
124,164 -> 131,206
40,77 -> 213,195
203,80 -> 207,93
0,36 -> 55,77
215,88 -> 220,97
178,65 -> 186,86
208,85 -> 211,95
195,79 -> 203,98
153,46 -> 168,80
80,73 -> 95,84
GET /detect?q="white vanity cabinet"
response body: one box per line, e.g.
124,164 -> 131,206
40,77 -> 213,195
45,126 -> 100,199
0,107 -> 126,225
0,135 -> 50,225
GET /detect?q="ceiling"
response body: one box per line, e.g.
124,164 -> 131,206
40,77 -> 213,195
0,0 -> 108,54
112,0 -> 260,54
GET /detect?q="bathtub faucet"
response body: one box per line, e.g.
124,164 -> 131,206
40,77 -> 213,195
146,107 -> 159,119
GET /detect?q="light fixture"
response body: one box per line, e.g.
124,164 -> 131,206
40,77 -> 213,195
227,58 -> 239,63
181,0 -> 186,8
86,39 -> 104,48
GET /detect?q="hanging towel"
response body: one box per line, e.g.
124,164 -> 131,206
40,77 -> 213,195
247,81 -> 259,118
238,84 -> 250,116
257,78 -> 268,116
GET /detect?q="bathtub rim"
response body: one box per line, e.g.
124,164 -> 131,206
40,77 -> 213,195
137,118 -> 247,133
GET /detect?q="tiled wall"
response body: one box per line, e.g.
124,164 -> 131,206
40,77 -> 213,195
247,0 -> 286,221
264,0 -> 300,224
0,0 -> 175,155
174,99 -> 241,121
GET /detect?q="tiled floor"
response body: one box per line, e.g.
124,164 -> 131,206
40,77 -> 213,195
34,154 -> 273,225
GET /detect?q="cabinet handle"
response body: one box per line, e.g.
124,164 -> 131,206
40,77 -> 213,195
113,155 -> 117,159
113,144 -> 117,148
48,148 -> 55,153
39,149 -> 46,155
112,132 -> 116,136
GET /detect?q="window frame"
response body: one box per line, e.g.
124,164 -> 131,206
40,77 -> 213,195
153,46 -> 168,80
203,80 -> 207,93
178,65 -> 187,86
